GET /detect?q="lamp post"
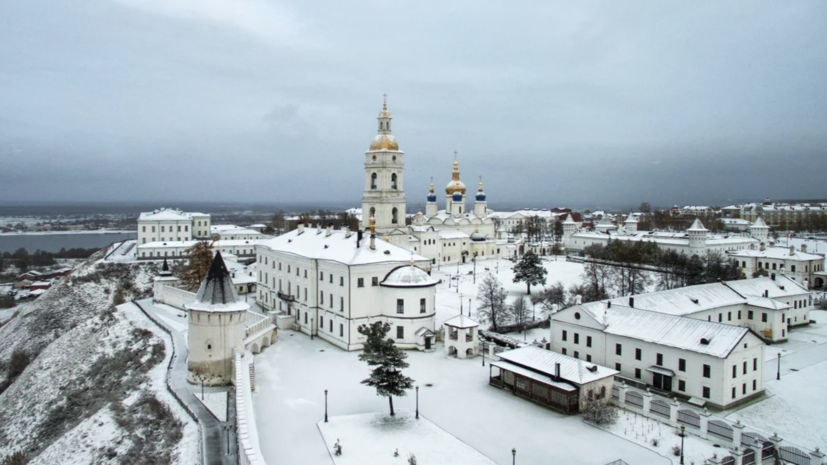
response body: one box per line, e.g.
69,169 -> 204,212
482,341 -> 486,366
473,253 -> 477,283
311,318 -> 314,340
680,425 -> 685,464
199,375 -> 205,400
460,294 -> 463,316
415,386 -> 420,419
777,353 -> 781,380
324,389 -> 329,422
468,298 -> 472,319
224,424 -> 231,455
512,448 -> 516,465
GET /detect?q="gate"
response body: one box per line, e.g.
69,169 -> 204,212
677,409 -> 700,428
612,386 -> 619,400
707,419 -> 733,442
650,399 -> 670,418
742,432 -> 768,447
626,391 -> 644,408
742,448 -> 756,465
779,446 -> 811,465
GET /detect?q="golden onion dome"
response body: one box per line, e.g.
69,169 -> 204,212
445,155 -> 466,194
369,134 -> 399,151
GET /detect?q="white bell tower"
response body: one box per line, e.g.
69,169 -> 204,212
361,96 -> 407,234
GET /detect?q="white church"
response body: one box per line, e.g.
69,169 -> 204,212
359,100 -> 506,264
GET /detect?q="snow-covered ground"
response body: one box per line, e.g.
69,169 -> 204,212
195,391 -> 228,422
252,333 -> 668,465
600,410 -> 724,465
318,410 -> 497,465
727,357 -> 827,451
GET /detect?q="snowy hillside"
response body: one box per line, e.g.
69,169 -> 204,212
0,251 -> 197,464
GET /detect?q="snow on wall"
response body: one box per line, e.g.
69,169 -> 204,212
235,349 -> 266,465
157,285 -> 197,310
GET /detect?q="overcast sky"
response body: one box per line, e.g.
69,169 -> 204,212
1,1 -> 825,210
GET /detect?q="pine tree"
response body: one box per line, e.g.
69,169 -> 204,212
357,322 -> 414,416
181,241 -> 214,291
513,250 -> 547,295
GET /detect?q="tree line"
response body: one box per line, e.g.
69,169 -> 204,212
0,247 -> 100,274
262,210 -> 361,235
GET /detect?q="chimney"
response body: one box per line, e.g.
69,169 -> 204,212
760,242 -> 766,251
356,230 -> 363,248
326,223 -> 332,237
316,224 -> 322,234
297,223 -> 305,234
574,295 -> 582,305
343,226 -> 351,238
802,244 -> 808,254
629,297 -> 634,308
790,246 -> 795,256
607,301 -> 612,309
555,362 -> 561,381
764,290 -> 768,297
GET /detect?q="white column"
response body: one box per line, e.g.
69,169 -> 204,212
699,408 -> 711,440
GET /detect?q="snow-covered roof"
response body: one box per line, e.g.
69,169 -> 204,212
443,314 -> 479,329
563,214 -> 576,224
438,230 -> 469,239
139,208 -> 204,222
497,346 -> 617,385
381,264 -> 439,288
257,227 -> 430,266
491,361 -> 576,392
186,251 -> 250,313
138,239 -> 267,249
600,306 -> 751,358
751,217 -> 769,229
728,246 -> 824,261
687,219 -> 707,231
725,275 -> 808,298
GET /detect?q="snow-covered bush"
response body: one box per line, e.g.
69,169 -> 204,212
581,400 -> 618,426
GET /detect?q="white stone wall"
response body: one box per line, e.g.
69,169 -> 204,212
187,309 -> 249,385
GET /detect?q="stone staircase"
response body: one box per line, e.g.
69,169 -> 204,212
249,362 -> 256,392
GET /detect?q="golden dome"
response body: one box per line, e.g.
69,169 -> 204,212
445,152 -> 466,195
369,134 -> 399,151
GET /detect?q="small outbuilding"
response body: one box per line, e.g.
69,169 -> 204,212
443,314 -> 480,359
489,346 -> 617,414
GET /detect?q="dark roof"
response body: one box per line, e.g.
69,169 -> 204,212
194,251 -> 238,305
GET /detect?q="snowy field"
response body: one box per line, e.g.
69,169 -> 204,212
252,333 -> 668,465
318,410 -> 496,465
195,391 -> 228,422
727,357 -> 827,451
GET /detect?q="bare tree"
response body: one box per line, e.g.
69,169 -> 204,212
532,282 -> 568,316
510,296 -> 532,330
476,274 -> 508,332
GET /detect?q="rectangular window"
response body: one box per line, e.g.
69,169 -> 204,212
320,316 -> 323,327
420,298 -> 426,314
320,271 -> 324,281
782,313 -> 786,322
358,278 -> 364,287
397,299 -> 404,314
678,380 -> 686,392
634,368 -> 641,379
329,274 -> 333,283
738,310 -> 742,319
615,343 -> 622,356
678,358 -> 686,372
573,351 -> 579,359
340,277 -> 344,286
304,312 -> 307,324
397,326 -> 404,339
372,277 -> 378,286
742,383 -> 746,395
161,226 -> 165,232
732,387 -> 737,399
703,386 -> 710,399
656,353 -> 663,366
586,354 -> 592,362
753,379 -> 757,391
330,294 -> 333,308
574,333 -> 580,345
562,330 -> 567,341
329,320 -> 333,332
728,311 -> 732,321
562,348 -> 567,355
615,363 -> 621,371
762,313 -> 768,323
586,336 -> 592,348
177,225 -> 181,232
732,365 -> 737,378
288,265 -> 291,273
305,288 -> 308,301
635,348 -> 642,361
791,265 -> 796,272
703,364 -> 711,378
320,291 -> 324,302
718,314 -> 722,322
340,297 -> 344,311
748,310 -> 754,320
279,263 -> 282,270
753,358 -> 757,371
142,226 -> 146,232
340,324 -> 343,337
743,361 -> 747,375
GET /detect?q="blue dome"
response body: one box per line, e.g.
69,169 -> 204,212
452,192 -> 463,201
427,193 -> 437,202
476,192 -> 486,201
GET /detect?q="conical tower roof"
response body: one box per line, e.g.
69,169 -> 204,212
687,218 -> 707,231
751,216 -> 769,229
186,251 -> 249,312
563,214 -> 576,224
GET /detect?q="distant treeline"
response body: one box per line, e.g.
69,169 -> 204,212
1,247 -> 100,273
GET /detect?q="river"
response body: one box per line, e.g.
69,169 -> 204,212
0,232 -> 137,253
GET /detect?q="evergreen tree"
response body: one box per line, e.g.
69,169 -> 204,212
512,250 -> 547,294
181,241 -> 214,291
357,322 -> 414,416
476,274 -> 509,332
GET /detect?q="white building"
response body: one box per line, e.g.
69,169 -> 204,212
728,244 -> 825,290
211,225 -> 269,241
563,216 -> 766,256
254,220 -> 439,351
551,303 -> 764,410
357,100 -> 508,264
137,208 -> 211,244
137,238 -> 267,260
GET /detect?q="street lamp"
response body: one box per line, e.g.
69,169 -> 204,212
415,386 -> 420,419
482,340 -> 486,366
468,298 -> 472,319
512,448 -> 516,465
199,375 -> 205,400
473,252 -> 477,283
324,389 -> 329,422
777,353 -> 781,380
460,294 -> 463,316
224,424 -> 231,455
311,318 -> 314,340
680,425 -> 685,464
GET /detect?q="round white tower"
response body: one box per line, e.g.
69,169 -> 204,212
186,251 -> 250,385
474,176 -> 487,218
687,218 -> 709,251
624,212 -> 638,234
562,214 -> 577,240
361,97 -> 406,234
749,216 -> 769,242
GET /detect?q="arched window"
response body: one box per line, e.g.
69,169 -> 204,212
392,207 -> 398,224
391,173 -> 397,190
370,207 -> 376,220
371,173 -> 377,190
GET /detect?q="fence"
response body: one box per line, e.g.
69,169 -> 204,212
611,381 -> 826,465
235,349 -> 267,465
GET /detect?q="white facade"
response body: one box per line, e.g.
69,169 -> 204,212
137,208 -> 211,245
728,244 -> 825,290
255,223 -> 438,351
137,238 -> 267,260
360,100 -> 406,234
551,304 -> 765,410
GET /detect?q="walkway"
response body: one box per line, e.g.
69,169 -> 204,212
764,316 -> 827,381
134,298 -> 238,465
